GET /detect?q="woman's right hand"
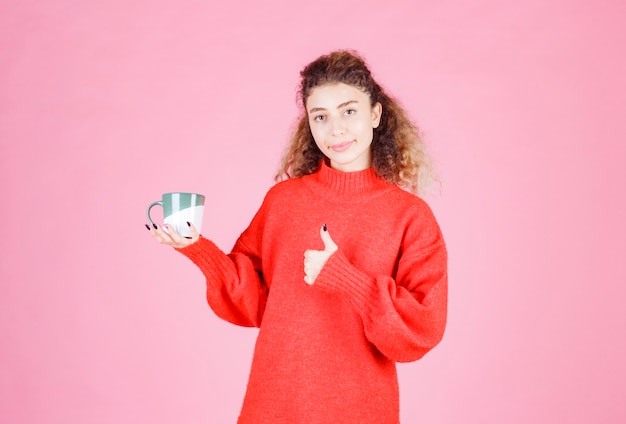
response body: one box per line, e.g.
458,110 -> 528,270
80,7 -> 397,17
145,222 -> 200,249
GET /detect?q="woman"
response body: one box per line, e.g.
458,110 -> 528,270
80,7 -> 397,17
147,50 -> 447,423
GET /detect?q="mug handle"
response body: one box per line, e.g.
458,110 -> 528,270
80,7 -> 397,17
146,201 -> 163,227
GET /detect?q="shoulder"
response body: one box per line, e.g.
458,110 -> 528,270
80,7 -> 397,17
264,171 -> 323,198
382,186 -> 444,244
264,177 -> 304,200
383,184 -> 436,216
256,176 -> 310,211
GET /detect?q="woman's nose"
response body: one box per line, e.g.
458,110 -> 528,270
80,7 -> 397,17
331,120 -> 345,136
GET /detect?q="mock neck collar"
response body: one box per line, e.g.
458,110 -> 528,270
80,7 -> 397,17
312,160 -> 388,195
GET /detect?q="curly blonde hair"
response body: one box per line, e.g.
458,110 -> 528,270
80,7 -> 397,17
276,50 -> 436,195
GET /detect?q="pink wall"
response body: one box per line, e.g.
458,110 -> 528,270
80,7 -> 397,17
1,1 -> 625,423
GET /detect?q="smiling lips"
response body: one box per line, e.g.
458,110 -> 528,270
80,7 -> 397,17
330,141 -> 354,152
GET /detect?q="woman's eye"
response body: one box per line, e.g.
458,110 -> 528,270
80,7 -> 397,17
314,115 -> 326,122
344,109 -> 356,116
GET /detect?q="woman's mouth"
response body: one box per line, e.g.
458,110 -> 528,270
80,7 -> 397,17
330,141 -> 353,152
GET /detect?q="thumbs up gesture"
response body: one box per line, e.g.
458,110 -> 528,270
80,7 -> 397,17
303,224 -> 338,285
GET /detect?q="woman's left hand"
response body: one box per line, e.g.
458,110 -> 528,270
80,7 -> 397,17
303,225 -> 338,285
146,222 -> 200,249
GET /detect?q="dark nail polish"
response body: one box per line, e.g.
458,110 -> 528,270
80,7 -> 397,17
153,223 -> 158,229
145,224 -> 151,230
323,224 -> 327,232
187,221 -> 191,227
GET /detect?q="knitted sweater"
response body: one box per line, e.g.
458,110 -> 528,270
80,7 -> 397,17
176,162 -> 447,423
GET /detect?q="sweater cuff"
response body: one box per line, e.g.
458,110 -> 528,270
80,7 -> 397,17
174,236 -> 231,281
314,250 -> 376,316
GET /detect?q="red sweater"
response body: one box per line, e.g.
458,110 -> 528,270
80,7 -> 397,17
176,162 -> 447,423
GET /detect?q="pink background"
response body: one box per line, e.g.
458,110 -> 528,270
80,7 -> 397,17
1,1 -> 625,423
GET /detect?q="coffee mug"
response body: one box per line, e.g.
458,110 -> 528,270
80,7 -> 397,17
147,192 -> 205,237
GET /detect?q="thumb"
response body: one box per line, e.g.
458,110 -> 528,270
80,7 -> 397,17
320,224 -> 338,252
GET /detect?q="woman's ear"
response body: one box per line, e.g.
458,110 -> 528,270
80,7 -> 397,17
372,102 -> 382,128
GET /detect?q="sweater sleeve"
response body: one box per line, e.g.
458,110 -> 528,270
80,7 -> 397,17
313,210 -> 448,363
175,234 -> 268,328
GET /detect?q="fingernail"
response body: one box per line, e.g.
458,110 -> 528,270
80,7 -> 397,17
323,224 -> 327,232
153,223 -> 158,229
145,224 -> 151,230
187,221 -> 191,227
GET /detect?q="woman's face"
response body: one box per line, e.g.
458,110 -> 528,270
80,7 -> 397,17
306,82 -> 382,172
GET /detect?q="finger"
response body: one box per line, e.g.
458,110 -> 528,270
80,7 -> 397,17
303,251 -> 322,267
185,221 -> 200,241
150,223 -> 191,248
319,224 -> 338,252
304,250 -> 313,260
162,224 -> 188,244
151,223 -> 176,244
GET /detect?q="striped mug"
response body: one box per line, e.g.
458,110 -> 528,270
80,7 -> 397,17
147,192 -> 205,237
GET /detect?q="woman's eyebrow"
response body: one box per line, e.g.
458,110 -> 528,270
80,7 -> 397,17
308,100 -> 358,114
